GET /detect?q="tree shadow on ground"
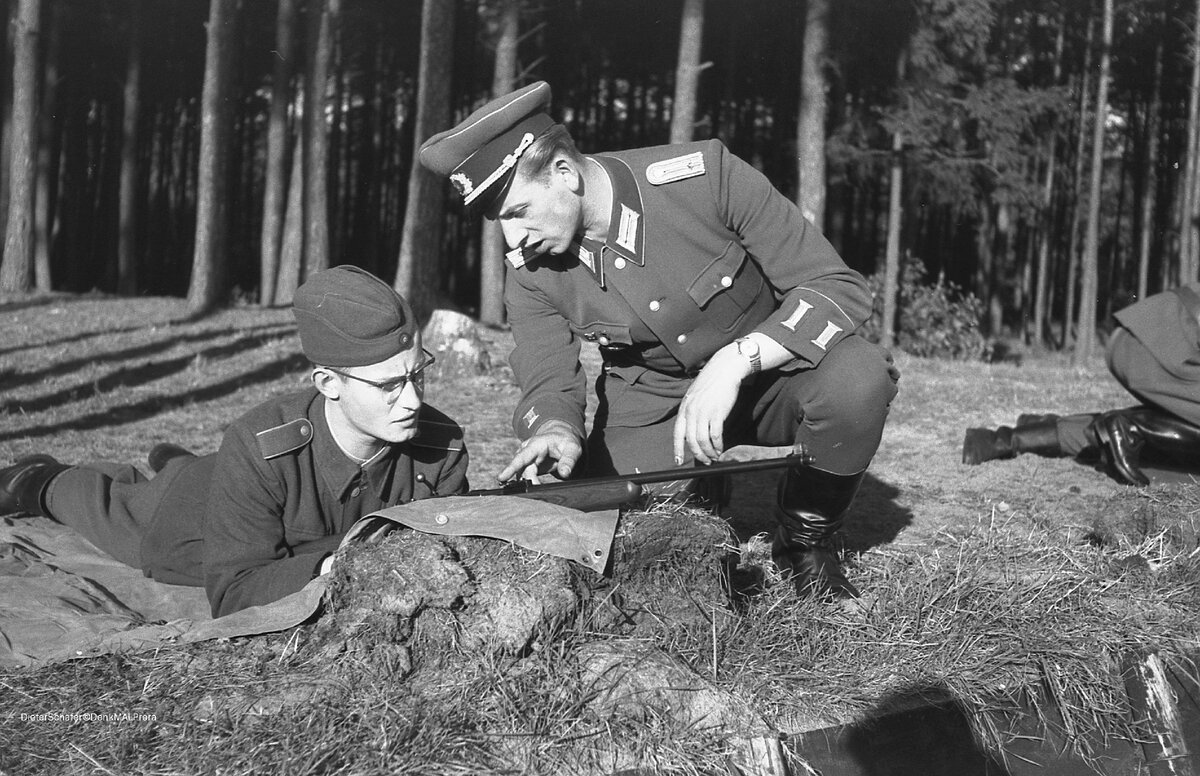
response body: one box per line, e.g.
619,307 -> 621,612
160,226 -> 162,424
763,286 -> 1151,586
792,684 -> 1014,776
793,678 -> 1156,776
0,294 -> 96,317
721,469 -> 911,552
0,352 -> 310,444
0,324 -> 294,394
0,322 -> 158,358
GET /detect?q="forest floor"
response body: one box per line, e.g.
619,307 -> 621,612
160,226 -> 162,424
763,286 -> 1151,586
0,292 -> 1198,775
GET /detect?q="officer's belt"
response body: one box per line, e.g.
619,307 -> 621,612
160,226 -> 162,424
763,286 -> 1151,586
604,356 -> 701,380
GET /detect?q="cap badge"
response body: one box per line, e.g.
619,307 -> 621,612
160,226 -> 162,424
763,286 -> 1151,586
450,172 -> 474,198
463,131 -> 537,206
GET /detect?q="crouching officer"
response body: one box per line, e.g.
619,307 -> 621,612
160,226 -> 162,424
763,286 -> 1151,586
0,266 -> 469,617
963,283 -> 1200,485
419,82 -> 898,599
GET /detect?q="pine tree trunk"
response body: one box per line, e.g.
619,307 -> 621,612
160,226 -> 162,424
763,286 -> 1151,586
1063,19 -> 1094,349
1075,0 -> 1112,364
33,0 -> 59,292
668,0 -> 704,144
277,128 -> 305,304
1186,1 -> 1200,285
881,129 -> 902,348
1179,0 -> 1200,286
261,0 -> 297,305
303,0 -> 332,279
1033,17 -> 1064,349
0,0 -> 39,294
395,0 -> 455,320
117,0 -> 141,295
1138,33 -> 1163,301
479,0 -> 519,327
0,1 -> 16,246
187,0 -> 236,315
881,47 -> 905,348
796,0 -> 828,225
1034,137 -> 1057,348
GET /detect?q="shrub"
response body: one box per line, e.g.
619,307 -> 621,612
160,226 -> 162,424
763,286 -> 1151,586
861,256 -> 988,361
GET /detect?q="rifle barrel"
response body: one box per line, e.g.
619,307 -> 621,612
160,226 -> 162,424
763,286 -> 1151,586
467,451 -> 811,499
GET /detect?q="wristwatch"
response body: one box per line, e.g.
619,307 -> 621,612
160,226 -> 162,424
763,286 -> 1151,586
734,336 -> 761,374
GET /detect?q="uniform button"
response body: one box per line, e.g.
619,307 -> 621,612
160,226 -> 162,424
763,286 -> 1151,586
300,425 -> 311,437
598,335 -> 610,346
677,333 -> 688,344
649,300 -> 661,312
351,486 -> 361,497
614,257 -> 627,270
720,275 -> 733,288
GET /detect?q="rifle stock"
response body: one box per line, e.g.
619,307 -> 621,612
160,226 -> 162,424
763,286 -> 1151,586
465,449 -> 812,513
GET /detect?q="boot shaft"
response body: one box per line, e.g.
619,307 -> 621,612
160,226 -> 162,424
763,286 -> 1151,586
962,419 -> 1063,464
0,457 -> 70,517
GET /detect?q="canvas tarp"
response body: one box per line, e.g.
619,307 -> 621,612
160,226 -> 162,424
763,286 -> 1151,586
0,496 -> 618,669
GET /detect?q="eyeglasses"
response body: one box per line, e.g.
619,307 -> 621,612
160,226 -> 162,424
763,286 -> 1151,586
328,349 -> 436,403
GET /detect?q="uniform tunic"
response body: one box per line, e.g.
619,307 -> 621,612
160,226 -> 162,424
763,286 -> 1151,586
1108,283 -> 1200,427
504,139 -> 897,476
44,389 -> 469,617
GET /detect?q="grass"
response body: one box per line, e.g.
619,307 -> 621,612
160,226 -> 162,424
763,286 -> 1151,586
1,292 -> 1198,774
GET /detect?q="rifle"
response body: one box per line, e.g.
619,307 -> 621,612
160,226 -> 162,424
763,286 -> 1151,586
463,446 -> 814,512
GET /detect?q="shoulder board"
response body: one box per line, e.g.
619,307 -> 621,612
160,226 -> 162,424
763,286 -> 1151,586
412,417 -> 465,452
255,418 -> 314,460
646,152 -> 705,185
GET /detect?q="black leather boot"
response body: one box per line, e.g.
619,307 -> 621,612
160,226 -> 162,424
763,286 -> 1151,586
148,443 -> 197,473
772,466 -> 865,599
0,456 -> 71,517
962,418 -> 1062,465
1090,407 -> 1200,486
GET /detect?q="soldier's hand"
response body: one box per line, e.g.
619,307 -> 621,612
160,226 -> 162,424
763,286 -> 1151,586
497,419 -> 584,483
673,349 -> 748,465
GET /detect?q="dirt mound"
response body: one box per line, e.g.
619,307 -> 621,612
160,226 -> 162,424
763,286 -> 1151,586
306,529 -> 585,676
592,504 -> 739,636
305,504 -> 740,676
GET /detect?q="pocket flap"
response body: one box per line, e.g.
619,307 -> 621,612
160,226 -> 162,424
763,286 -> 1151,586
687,242 -> 749,308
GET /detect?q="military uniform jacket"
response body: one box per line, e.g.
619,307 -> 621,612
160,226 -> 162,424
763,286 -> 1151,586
504,138 -> 873,437
1114,282 -> 1200,374
196,389 -> 468,617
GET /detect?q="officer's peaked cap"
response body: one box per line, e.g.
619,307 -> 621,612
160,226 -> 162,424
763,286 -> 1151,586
292,265 -> 416,367
418,81 -> 555,212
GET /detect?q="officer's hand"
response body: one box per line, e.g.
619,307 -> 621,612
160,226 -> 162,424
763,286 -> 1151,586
673,349 -> 749,465
496,419 -> 584,483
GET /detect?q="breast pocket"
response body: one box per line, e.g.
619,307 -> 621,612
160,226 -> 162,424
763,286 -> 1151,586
686,242 -> 766,332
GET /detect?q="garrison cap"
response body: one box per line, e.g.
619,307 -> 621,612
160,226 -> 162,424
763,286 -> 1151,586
292,265 -> 416,367
418,81 -> 555,212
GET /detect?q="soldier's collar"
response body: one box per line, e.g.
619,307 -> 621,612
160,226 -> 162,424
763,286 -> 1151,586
317,398 -> 393,499
590,155 -> 645,268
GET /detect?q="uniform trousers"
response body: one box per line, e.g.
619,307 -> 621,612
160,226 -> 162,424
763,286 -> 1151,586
585,335 -> 898,478
43,455 -> 211,585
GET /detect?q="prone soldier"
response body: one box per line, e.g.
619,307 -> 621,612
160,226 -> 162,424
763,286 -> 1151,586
963,283 -> 1200,485
419,82 -> 899,599
0,266 -> 470,616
